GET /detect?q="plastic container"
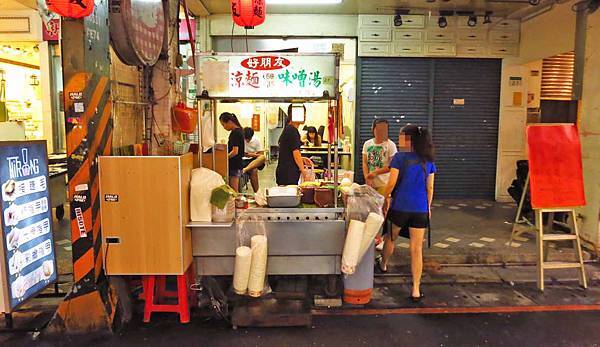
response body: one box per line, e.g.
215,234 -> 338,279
343,241 -> 374,305
212,199 -> 235,222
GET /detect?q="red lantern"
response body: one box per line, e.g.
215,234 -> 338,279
46,0 -> 95,18
231,0 -> 266,29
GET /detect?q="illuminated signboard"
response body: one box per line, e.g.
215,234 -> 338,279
197,53 -> 338,99
0,141 -> 57,312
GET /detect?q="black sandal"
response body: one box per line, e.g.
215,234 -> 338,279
410,292 -> 425,303
375,257 -> 388,274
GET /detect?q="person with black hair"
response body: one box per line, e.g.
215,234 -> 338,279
276,105 -> 308,186
303,126 -> 322,147
362,119 -> 397,193
242,127 -> 266,193
219,112 -> 245,192
379,124 -> 436,303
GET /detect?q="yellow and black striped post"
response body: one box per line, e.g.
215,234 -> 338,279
47,0 -> 120,334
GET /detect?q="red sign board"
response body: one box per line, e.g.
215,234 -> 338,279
241,56 -> 290,70
252,114 -> 260,132
526,124 -> 586,209
179,19 -> 196,41
42,19 -> 60,41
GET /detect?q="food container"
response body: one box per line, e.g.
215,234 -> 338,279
266,187 -> 301,208
300,186 -> 315,204
212,199 -> 235,222
235,195 -> 248,209
314,187 -> 334,208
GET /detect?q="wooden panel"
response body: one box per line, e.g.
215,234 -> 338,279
359,28 -> 391,42
99,153 -> 193,275
489,30 -> 520,44
394,42 -> 424,56
425,29 -> 456,43
492,19 -> 520,31
201,147 -> 228,177
358,42 -> 391,56
395,15 -> 425,29
457,29 -> 487,43
180,154 -> 193,273
359,15 -> 392,27
425,43 -> 456,56
489,44 -> 519,57
393,29 -> 423,42
457,45 -> 486,57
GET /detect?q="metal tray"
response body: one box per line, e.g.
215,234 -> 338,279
266,194 -> 302,208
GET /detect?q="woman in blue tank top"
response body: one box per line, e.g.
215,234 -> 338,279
379,124 -> 436,303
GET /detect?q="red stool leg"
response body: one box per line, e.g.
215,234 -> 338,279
142,276 -> 156,323
176,274 -> 190,323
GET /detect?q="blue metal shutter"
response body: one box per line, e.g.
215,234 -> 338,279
355,58 -> 431,183
432,59 -> 502,198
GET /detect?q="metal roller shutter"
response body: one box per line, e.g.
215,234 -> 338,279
355,58 -> 431,183
432,59 -> 501,198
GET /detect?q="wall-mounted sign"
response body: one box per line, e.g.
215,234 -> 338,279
0,141 -> 57,313
197,53 -> 338,100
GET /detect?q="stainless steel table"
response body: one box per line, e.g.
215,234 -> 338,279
189,207 -> 346,276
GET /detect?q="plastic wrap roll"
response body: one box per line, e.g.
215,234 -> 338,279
341,220 -> 366,275
233,246 -> 252,295
358,213 -> 385,262
247,235 -> 268,297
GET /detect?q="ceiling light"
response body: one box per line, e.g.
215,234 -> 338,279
438,16 -> 448,28
467,15 -> 477,27
483,12 -> 492,24
266,0 -> 343,4
394,14 -> 403,26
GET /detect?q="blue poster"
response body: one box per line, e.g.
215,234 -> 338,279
0,141 -> 57,311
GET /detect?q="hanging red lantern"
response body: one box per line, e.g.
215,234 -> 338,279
46,0 -> 95,19
230,0 -> 266,29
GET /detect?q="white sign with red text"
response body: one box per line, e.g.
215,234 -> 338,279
198,54 -> 337,99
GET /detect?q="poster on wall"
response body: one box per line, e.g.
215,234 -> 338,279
197,53 -> 338,99
0,141 -> 57,312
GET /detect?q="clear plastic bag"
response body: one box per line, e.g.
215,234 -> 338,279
345,185 -> 385,222
232,212 -> 271,297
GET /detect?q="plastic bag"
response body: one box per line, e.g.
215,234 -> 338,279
232,212 -> 271,297
345,185 -> 385,222
190,168 -> 225,222
342,185 -> 385,274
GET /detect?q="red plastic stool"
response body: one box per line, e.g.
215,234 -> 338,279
142,265 -> 196,323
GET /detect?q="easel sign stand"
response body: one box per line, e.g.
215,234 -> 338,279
525,124 -> 587,291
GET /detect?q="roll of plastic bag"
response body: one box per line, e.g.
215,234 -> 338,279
358,213 -> 385,263
341,220 -> 365,275
248,235 -> 268,297
233,246 -> 252,295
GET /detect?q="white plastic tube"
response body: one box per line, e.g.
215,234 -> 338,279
358,213 -> 385,262
247,235 -> 268,297
341,220 -> 366,275
233,246 -> 252,295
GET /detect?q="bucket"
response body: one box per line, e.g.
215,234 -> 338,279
343,241 -> 374,305
211,199 -> 235,223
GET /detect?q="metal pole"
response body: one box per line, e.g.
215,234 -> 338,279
212,99 -> 217,171
333,100 -> 339,208
197,100 -> 203,169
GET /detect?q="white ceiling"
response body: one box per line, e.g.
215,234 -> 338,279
200,0 -> 533,17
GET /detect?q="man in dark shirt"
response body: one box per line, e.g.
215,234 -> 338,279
276,112 -> 308,186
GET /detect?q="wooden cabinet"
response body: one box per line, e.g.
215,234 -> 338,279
358,42 -> 392,56
359,28 -> 392,42
359,15 -> 392,27
99,153 -> 193,275
393,29 -> 424,42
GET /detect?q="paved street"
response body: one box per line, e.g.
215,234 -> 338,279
3,310 -> 598,347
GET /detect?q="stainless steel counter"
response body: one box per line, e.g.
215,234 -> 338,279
189,206 -> 346,276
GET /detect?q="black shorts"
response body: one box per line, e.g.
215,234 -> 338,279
387,210 -> 429,229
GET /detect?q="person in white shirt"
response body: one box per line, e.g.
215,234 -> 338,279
242,127 -> 266,193
362,119 -> 398,194
362,119 -> 397,251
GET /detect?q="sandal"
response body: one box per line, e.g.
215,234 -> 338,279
375,257 -> 388,274
410,292 -> 425,303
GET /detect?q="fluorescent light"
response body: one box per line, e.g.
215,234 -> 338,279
266,0 -> 343,5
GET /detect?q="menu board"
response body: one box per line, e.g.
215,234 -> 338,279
0,141 -> 57,312
197,53 -> 338,99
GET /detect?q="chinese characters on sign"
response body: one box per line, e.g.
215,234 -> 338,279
0,141 -> 56,312
199,54 -> 336,99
